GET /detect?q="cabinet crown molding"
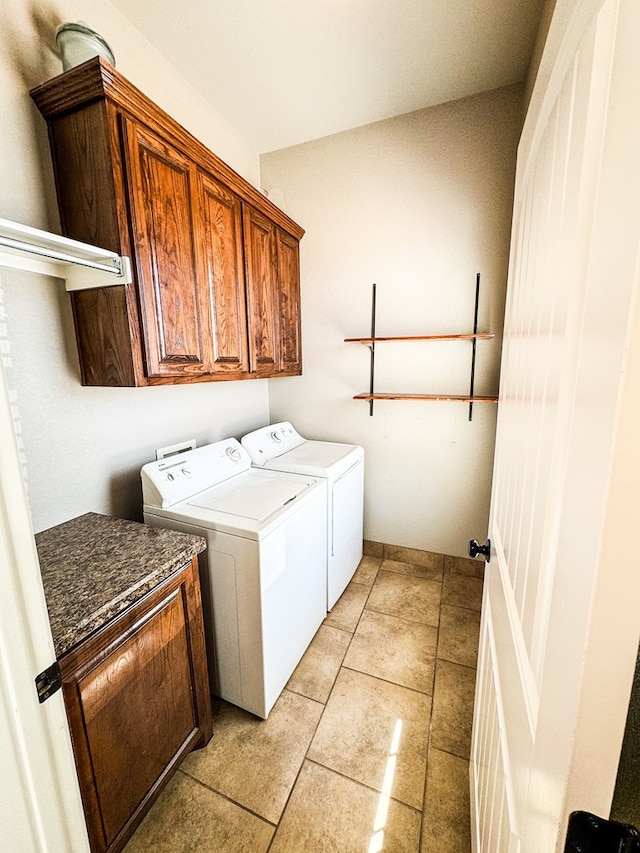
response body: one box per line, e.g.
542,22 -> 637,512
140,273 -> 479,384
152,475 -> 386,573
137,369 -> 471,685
30,57 -> 303,240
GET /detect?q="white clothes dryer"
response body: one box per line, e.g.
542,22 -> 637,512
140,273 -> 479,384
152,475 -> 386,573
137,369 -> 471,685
141,438 -> 327,719
241,422 -> 364,610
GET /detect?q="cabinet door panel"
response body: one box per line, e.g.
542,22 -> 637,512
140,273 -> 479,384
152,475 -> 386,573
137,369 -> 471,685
69,585 -> 197,848
243,205 -> 279,376
276,229 -> 302,374
122,118 -> 214,378
197,172 -> 249,374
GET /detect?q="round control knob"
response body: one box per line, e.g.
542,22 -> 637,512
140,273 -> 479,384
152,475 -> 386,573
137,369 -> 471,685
270,431 -> 282,443
166,472 -> 175,481
181,467 -> 192,477
226,446 -> 242,461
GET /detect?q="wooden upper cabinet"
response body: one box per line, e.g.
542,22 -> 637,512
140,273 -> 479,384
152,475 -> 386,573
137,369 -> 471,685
30,57 -> 303,386
196,172 -> 249,375
121,118 -> 215,378
244,205 -> 280,376
276,229 -> 303,375
244,205 -> 303,376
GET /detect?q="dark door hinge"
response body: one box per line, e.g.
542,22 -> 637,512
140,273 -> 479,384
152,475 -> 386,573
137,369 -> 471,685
35,661 -> 62,704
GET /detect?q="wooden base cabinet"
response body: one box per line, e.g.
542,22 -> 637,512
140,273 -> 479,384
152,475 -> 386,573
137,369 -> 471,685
59,558 -> 213,852
30,57 -> 303,387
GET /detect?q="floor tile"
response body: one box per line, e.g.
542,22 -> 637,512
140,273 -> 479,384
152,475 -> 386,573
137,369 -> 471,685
430,660 -> 477,760
343,609 -> 437,694
123,771 -> 273,852
442,572 -> 484,611
421,749 -> 472,853
351,555 -> 382,587
308,668 -> 430,810
181,689 -> 322,824
383,544 -> 444,571
445,553 -> 485,579
381,558 -> 443,582
324,581 -> 369,632
366,570 -> 441,627
437,604 -> 481,668
124,542 -> 478,852
270,760 -> 421,853
286,624 -> 351,703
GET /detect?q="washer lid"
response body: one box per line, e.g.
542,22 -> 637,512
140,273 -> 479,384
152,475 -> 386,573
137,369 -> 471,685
261,440 -> 364,478
188,471 -> 310,521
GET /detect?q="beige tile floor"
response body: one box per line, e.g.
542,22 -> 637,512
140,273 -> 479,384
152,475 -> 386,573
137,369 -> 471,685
124,542 -> 483,853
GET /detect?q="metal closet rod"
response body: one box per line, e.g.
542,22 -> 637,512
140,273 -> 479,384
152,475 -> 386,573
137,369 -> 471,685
0,217 -> 131,289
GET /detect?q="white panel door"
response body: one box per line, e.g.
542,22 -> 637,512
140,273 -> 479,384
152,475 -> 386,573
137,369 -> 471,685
0,279 -> 89,850
471,0 -> 640,850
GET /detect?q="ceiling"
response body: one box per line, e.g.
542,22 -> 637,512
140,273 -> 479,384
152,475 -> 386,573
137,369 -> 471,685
108,0 -> 547,154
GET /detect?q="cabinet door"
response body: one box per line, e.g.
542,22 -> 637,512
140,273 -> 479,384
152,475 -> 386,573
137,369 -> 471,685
121,118 -> 215,378
196,172 -> 249,375
243,205 -> 280,376
275,228 -> 302,375
61,562 -> 212,852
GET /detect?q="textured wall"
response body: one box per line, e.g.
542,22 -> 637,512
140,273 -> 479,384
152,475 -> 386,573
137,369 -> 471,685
261,85 -> 522,557
0,0 -> 268,532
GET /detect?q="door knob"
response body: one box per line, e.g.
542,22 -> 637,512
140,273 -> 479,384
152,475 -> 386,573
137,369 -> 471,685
468,538 -> 491,562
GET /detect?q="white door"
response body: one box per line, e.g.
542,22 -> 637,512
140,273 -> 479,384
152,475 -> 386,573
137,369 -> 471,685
471,0 -> 640,850
0,276 -> 89,850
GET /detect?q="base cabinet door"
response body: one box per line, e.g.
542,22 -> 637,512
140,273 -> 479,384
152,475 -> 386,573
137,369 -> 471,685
60,559 -> 212,853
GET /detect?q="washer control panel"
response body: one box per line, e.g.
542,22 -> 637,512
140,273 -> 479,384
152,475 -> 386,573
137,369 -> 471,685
141,438 -> 251,507
241,421 -> 306,466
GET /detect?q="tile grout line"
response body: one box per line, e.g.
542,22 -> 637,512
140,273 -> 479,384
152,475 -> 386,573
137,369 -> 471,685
418,552 -> 445,853
265,561 -> 381,852
176,767 -> 278,828
305,756 -> 424,814
130,551 -> 480,851
420,555 -> 484,852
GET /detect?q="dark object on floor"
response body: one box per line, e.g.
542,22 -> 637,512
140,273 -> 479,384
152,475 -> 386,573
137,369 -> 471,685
564,810 -> 640,852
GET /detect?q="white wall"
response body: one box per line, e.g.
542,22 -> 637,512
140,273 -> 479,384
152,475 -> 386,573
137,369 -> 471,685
0,0 -> 269,533
0,0 -> 522,549
261,85 -> 522,557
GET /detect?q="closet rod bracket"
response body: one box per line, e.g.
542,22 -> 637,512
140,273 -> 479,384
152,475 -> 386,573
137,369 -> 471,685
0,217 -> 132,290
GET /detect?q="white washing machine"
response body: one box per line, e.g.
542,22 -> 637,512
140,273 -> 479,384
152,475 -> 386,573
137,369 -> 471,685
141,438 -> 327,719
241,422 -> 364,610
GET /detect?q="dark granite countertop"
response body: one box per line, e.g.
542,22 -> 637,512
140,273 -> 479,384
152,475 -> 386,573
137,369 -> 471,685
36,512 -> 206,658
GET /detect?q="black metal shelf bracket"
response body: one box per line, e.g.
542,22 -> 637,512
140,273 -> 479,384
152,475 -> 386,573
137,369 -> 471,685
360,275 -> 486,419
368,282 -> 377,416
469,272 -> 481,422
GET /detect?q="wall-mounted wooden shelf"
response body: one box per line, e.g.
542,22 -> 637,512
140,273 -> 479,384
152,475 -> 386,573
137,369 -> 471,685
353,393 -> 499,403
345,333 -> 495,343
346,278 -> 498,419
